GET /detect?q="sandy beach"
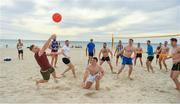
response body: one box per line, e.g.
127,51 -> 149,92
0,48 -> 180,103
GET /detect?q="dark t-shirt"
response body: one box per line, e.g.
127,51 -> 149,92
34,52 -> 52,71
87,42 -> 95,53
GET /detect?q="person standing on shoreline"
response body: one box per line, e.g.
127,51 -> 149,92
17,39 -> 24,60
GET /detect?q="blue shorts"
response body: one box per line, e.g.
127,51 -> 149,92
122,56 -> 133,65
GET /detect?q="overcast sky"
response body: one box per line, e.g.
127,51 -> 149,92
0,0 -> 179,42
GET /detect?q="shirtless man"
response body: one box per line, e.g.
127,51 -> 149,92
134,43 -> 143,66
116,39 -> 136,80
17,39 -> 23,60
114,40 -> 123,66
82,57 -> 104,90
165,38 -> 180,90
159,41 -> 170,71
29,34 -> 60,86
99,43 -> 115,74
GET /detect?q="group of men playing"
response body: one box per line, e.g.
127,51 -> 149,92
25,34 -> 180,90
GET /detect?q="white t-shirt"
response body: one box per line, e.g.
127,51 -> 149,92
62,45 -> 70,57
17,43 -> 23,51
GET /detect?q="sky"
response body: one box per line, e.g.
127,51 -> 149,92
0,0 -> 179,43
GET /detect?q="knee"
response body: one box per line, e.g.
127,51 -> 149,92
171,75 -> 176,80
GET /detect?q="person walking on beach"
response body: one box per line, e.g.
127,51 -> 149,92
82,57 -> 104,90
99,43 -> 115,74
50,37 -> 60,67
29,34 -> 60,86
86,39 -> 95,64
146,40 -> 155,73
61,40 -> 76,78
159,41 -> 169,71
116,39 -> 136,80
165,38 -> 180,90
155,43 -> 162,64
134,43 -> 143,66
114,40 -> 123,66
17,39 -> 23,60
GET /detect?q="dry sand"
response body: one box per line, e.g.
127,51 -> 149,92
0,48 -> 180,103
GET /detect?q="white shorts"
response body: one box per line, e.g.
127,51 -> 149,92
86,74 -> 96,83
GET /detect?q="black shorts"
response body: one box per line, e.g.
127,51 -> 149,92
136,53 -> 142,58
88,52 -> 94,57
147,56 -> 154,61
51,49 -> 58,52
156,55 -> 159,59
40,67 -> 55,80
101,56 -> 110,61
18,50 -> 23,54
172,63 -> 180,71
62,57 -> 70,64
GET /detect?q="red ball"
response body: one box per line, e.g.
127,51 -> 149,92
52,13 -> 62,23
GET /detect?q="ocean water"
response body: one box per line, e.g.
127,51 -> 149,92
1,39 -> 179,51
0,39 -> 162,50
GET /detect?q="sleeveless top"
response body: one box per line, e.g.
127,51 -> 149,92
51,40 -> 59,51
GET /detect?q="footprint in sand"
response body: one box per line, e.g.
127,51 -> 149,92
155,89 -> 168,93
84,92 -> 96,97
105,87 -> 111,91
51,86 -> 71,91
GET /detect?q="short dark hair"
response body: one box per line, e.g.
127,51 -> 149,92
129,39 -> 133,42
170,38 -> 177,42
147,40 -> 151,43
93,57 -> 98,62
29,44 -> 35,51
90,39 -> 93,42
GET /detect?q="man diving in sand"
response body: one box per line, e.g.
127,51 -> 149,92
114,40 -> 123,66
86,39 -> 95,64
134,43 -> 143,66
116,39 -> 136,80
146,40 -> 155,73
82,57 -> 104,90
99,42 -> 115,74
29,34 -> 60,86
165,38 -> 180,90
159,41 -> 170,71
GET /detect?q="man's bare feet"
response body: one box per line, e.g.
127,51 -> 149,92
128,76 -> 133,80
112,71 -> 117,74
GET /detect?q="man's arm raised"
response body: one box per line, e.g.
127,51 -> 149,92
39,34 -> 56,56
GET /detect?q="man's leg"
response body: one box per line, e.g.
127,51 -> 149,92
36,80 -> 48,85
134,58 -> 137,66
146,60 -> 150,72
149,61 -> 154,73
107,61 -> 115,74
18,53 -> 20,60
54,55 -> 58,67
140,58 -> 143,66
69,63 -> 76,78
95,80 -> 100,90
116,65 -> 125,78
159,59 -> 162,70
116,57 -> 118,66
51,55 -> 55,66
83,82 -> 93,89
163,59 -> 168,72
171,71 -> 180,90
128,65 -> 133,80
21,53 -> 23,60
